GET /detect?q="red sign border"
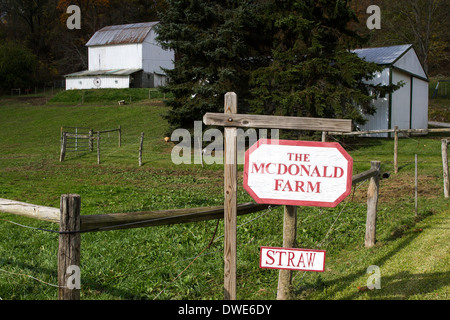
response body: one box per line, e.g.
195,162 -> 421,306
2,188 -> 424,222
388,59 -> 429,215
243,139 -> 353,208
259,246 -> 327,272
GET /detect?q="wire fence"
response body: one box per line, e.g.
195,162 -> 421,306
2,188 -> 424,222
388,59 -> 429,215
0,179 -> 369,300
3,128 -> 447,299
1,132 -> 447,299
431,80 -> 449,99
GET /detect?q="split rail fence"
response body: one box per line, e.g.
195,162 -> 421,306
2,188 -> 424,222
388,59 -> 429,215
1,92 -> 388,300
325,126 -> 450,174
2,92 -> 449,300
0,162 -> 380,300
60,126 -> 121,164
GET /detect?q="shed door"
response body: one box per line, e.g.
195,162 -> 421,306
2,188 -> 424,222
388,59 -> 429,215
391,71 -> 411,130
411,78 -> 429,129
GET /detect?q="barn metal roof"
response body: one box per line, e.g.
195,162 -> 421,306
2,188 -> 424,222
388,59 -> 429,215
85,22 -> 158,47
65,69 -> 142,77
352,44 -> 412,65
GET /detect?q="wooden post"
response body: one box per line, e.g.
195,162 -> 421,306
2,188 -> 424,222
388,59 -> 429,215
139,132 -> 144,166
118,125 -> 121,148
59,132 -> 66,162
277,205 -> 297,300
223,92 -> 237,300
394,126 -> 398,173
415,154 -> 418,216
442,139 -> 449,198
202,94 -> 353,299
97,132 -> 101,165
75,127 -> 78,151
58,194 -> 81,300
365,161 -> 380,248
89,129 -> 93,152
321,132 -> 327,142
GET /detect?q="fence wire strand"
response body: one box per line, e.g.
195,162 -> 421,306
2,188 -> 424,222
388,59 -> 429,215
0,267 -> 64,289
0,179 -> 371,298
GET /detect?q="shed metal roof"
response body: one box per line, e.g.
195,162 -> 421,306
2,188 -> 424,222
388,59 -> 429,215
86,22 -> 158,47
352,44 -> 412,65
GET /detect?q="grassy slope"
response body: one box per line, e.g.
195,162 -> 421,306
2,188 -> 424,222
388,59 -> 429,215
295,209 -> 449,300
0,90 -> 448,300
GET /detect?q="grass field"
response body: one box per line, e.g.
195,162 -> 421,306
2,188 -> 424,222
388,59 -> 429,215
0,89 -> 448,300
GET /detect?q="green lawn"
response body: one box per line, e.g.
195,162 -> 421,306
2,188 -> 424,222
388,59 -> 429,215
0,91 -> 448,300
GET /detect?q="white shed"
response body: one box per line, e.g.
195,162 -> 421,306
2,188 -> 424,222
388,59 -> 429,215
65,22 -> 174,90
352,44 -> 429,137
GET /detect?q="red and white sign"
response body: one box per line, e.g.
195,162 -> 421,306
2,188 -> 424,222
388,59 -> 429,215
260,247 -> 326,272
243,139 -> 353,207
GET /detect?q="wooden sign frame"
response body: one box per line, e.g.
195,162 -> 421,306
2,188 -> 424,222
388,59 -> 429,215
203,92 -> 352,300
243,139 -> 353,208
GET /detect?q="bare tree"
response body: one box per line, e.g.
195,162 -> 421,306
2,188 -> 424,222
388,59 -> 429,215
374,0 -> 449,74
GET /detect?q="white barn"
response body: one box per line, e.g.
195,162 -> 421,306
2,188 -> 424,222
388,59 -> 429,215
353,44 -> 429,137
65,22 -> 174,90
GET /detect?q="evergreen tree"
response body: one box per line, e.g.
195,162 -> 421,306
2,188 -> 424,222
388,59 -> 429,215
155,0 -> 271,129
157,0 -> 400,130
249,0 -> 398,125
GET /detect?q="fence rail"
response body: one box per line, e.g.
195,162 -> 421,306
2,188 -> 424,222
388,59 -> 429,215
327,127 -> 450,136
326,126 -> 450,175
59,126 -> 121,163
0,198 -> 60,223
0,164 -> 380,230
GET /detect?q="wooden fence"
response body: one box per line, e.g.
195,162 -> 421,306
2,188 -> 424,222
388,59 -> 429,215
443,139 -> 449,198
0,92 -> 391,301
326,126 -> 450,174
0,159 -> 381,300
8,93 -> 450,300
4,95 -> 449,300
326,128 -> 450,198
60,126 -> 121,164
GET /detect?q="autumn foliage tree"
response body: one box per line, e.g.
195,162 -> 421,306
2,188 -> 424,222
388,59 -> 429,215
349,0 -> 449,75
0,0 -> 447,94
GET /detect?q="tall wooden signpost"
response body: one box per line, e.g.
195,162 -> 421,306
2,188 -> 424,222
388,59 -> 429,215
203,92 -> 353,300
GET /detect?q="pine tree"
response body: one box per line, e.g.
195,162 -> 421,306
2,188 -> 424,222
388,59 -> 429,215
157,0 -> 400,130
249,0 -> 398,125
155,0 -> 271,130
